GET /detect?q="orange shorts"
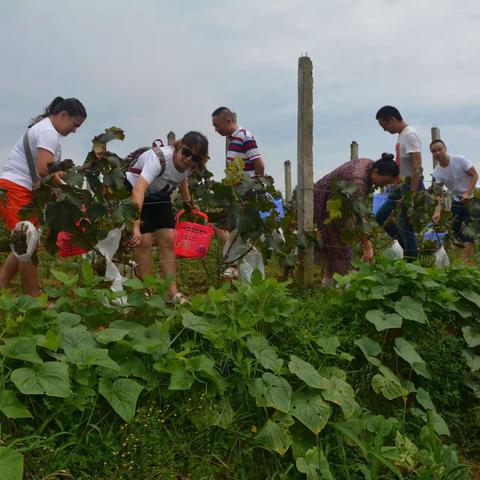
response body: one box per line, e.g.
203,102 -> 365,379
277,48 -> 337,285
0,179 -> 35,231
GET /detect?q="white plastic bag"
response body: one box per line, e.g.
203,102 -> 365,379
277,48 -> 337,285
10,221 -> 39,262
384,239 -> 404,260
95,226 -> 127,294
434,246 -> 450,267
223,229 -> 265,283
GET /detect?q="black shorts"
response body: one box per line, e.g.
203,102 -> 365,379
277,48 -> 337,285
125,179 -> 175,233
140,196 -> 175,233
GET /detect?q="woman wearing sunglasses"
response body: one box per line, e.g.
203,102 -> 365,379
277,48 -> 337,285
125,131 -> 208,303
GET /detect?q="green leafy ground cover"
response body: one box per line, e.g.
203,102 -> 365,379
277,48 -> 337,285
0,127 -> 479,478
0,252 -> 479,479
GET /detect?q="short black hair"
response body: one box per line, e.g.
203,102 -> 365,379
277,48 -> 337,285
211,106 -> 234,119
430,139 -> 446,149
376,105 -> 403,121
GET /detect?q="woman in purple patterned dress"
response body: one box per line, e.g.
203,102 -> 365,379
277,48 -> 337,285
314,154 -> 398,285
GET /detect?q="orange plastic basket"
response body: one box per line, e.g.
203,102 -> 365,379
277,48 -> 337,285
174,209 -> 213,259
56,231 -> 89,257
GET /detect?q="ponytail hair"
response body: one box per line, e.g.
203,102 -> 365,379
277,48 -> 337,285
29,97 -> 87,127
372,152 -> 399,177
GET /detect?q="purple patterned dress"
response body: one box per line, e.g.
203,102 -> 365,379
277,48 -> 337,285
314,158 -> 374,278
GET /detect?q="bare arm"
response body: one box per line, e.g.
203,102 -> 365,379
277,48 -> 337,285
253,157 -> 265,176
36,148 -> 55,177
359,235 -> 374,262
462,166 -> 478,201
180,178 -> 191,202
129,176 -> 150,247
409,152 -> 422,192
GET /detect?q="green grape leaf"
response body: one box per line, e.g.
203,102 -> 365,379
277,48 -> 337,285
247,334 -> 283,373
98,377 -> 143,423
365,310 -> 402,331
354,336 -> 382,366
394,337 -> 431,378
394,296 -> 427,323
290,391 -> 331,434
248,373 -> 292,413
0,390 -> 32,419
0,447 -> 23,480
462,325 -> 480,348
11,362 -> 71,398
288,355 -> 330,389
256,419 -> 292,455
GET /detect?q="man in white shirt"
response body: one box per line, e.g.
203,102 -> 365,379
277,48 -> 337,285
375,105 -> 424,259
431,139 -> 478,259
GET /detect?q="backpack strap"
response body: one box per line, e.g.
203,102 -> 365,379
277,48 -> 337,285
124,141 -> 167,176
152,146 -> 166,177
23,130 -> 40,188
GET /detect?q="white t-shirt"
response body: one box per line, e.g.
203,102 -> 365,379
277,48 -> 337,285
396,126 -> 421,177
1,117 -> 62,190
125,146 -> 189,198
432,155 -> 474,200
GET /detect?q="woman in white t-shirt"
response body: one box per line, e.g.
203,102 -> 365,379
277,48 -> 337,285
125,131 -> 208,303
0,97 -> 87,296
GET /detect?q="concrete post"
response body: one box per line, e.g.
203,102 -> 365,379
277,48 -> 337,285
350,141 -> 358,160
284,160 -> 292,203
167,131 -> 176,146
431,126 -> 441,169
297,56 -> 314,284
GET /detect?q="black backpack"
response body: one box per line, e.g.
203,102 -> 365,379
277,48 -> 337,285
123,138 -> 166,176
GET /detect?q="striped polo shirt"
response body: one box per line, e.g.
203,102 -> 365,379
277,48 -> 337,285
227,126 -> 261,176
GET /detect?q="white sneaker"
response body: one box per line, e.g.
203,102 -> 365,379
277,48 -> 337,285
171,292 -> 188,305
222,266 -> 239,279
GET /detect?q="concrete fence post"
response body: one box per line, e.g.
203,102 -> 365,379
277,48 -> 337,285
297,56 -> 314,284
350,141 -> 358,160
167,131 -> 176,146
284,160 -> 292,203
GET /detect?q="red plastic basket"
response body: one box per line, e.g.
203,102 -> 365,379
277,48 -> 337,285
56,231 -> 89,258
174,209 -> 213,258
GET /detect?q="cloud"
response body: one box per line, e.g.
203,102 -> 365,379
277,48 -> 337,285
1,0 -> 479,195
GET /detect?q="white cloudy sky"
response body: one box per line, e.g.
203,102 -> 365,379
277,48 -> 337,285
1,0 -> 480,194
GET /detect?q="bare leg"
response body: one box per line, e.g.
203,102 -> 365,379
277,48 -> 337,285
214,227 -> 230,247
156,228 -> 177,299
463,242 -> 474,263
0,253 -> 19,289
134,233 -> 153,278
18,260 -> 41,296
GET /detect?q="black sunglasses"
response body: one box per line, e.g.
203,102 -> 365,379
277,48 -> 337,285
181,146 -> 203,165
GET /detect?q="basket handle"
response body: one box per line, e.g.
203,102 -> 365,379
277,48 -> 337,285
423,223 -> 443,243
175,209 -> 209,224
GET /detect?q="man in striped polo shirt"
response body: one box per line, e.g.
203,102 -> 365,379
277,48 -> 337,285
212,107 -> 265,278
212,107 -> 265,177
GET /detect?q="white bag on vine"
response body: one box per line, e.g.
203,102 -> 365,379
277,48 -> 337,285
95,226 -> 127,294
10,221 -> 39,262
223,229 -> 265,283
434,246 -> 450,267
390,240 -> 404,259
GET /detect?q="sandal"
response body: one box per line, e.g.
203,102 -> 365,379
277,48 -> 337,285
222,266 -> 239,279
170,292 -> 188,305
